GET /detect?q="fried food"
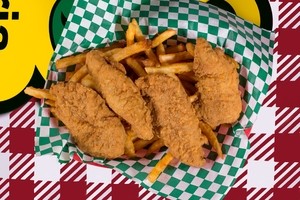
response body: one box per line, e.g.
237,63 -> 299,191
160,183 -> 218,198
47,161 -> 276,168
86,50 -> 154,140
136,73 -> 208,167
49,82 -> 127,159
193,38 -> 242,129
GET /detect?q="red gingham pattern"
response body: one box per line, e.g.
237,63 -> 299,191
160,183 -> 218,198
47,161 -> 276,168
1,1 -> 299,199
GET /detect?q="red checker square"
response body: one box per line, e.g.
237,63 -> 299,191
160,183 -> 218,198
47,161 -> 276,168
60,181 -> 86,200
276,81 -> 300,107
274,133 -> 300,162
224,188 -> 247,200
277,29 -> 300,55
112,183 -> 139,200
273,188 -> 300,200
9,127 -> 34,154
9,179 -> 34,200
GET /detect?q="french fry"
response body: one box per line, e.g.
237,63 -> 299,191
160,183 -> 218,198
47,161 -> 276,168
44,100 -> 55,107
146,139 -> 165,156
134,136 -> 158,151
131,18 -> 146,42
124,130 -> 137,158
186,42 -> 195,57
165,43 -> 186,54
126,22 -> 136,46
69,65 -> 88,83
156,43 -> 166,56
125,57 -> 147,77
55,52 -> 87,69
147,152 -> 174,183
140,58 -> 157,68
145,62 -> 193,74
104,48 -> 122,58
151,29 -> 176,48
159,51 -> 193,64
80,74 -> 96,89
24,87 -> 55,100
110,40 -> 151,62
145,49 -> 160,67
199,121 -> 224,159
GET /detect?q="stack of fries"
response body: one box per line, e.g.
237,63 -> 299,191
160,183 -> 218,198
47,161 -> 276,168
25,19 -> 223,183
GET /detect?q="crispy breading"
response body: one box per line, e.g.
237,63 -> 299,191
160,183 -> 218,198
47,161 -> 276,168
136,74 -> 207,167
193,38 -> 242,129
86,50 -> 154,140
49,82 -> 126,159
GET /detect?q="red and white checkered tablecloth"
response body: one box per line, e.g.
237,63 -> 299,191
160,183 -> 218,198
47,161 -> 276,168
0,0 -> 299,199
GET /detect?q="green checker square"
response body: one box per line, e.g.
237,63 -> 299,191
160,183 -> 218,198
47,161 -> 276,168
168,19 -> 178,28
253,31 -> 262,42
152,180 -> 165,191
245,106 -> 254,119
214,174 -> 226,184
72,14 -> 83,25
208,12 -> 219,20
140,10 -> 150,17
150,5 -> 159,11
77,0 -> 88,9
252,86 -> 261,101
186,184 -> 198,194
57,72 -> 65,81
217,133 -> 226,143
107,4 -> 116,14
188,8 -> 198,15
222,144 -> 231,154
253,103 -> 260,114
158,12 -> 168,19
169,6 -> 178,13
78,26 -> 88,36
66,30 -> 76,41
167,177 -> 180,187
219,20 -> 229,29
198,16 -> 208,24
100,19 -> 111,30
239,75 -> 247,88
182,173 -> 195,183
95,7 -> 105,18
211,162 -> 222,172
237,148 -> 247,158
49,128 -> 60,137
246,41 -> 254,51
207,150 -> 218,161
232,137 -> 241,148
179,1 -> 188,8
116,162 -> 130,171
203,190 -> 215,199
253,53 -> 262,66
132,162 -> 145,171
135,172 -> 147,180
228,166 -> 239,176
169,188 -> 184,197
57,46 -> 69,56
208,26 -> 219,35
234,43 -> 245,55
200,179 -> 213,189
197,168 -> 209,178
41,117 -> 50,126
178,28 -> 187,38
122,8 -> 131,17
178,13 -> 188,21
164,165 -> 176,176
70,41 -> 80,51
217,185 -> 227,194
52,140 -> 63,147
262,83 -> 269,95
83,11 -> 94,21
38,137 -> 51,146
262,54 -> 270,65
248,71 -> 257,85
160,0 -> 169,6
224,155 -> 235,165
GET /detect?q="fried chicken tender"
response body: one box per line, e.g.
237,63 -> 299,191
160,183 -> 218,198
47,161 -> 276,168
49,82 -> 126,159
193,38 -> 242,129
86,50 -> 154,140
136,74 -> 208,167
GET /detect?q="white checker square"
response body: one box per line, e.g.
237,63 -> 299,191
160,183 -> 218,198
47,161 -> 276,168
178,192 -> 192,200
87,164 -> 112,184
104,12 -> 114,22
0,153 -> 9,178
0,112 -> 10,127
247,160 -> 275,188
251,107 -> 276,134
34,155 -> 60,181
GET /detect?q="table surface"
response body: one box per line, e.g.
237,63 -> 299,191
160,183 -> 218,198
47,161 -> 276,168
1,0 -> 300,199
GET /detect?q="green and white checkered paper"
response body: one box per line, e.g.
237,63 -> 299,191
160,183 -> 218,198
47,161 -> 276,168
36,0 -> 274,199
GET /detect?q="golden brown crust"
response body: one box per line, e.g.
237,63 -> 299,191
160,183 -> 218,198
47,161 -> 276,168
50,82 -> 126,159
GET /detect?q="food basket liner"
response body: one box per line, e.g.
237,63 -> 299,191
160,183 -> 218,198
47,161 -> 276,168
35,0 -> 274,199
